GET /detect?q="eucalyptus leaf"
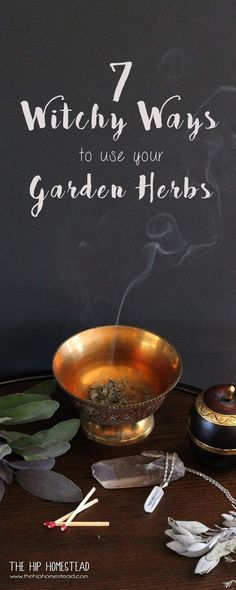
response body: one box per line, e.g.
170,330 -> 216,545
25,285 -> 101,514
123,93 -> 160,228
20,442 -> 71,461
0,430 -> 31,443
16,470 -> 83,502
0,479 -> 5,502
5,457 -> 55,471
13,447 -> 50,460
0,461 -> 13,484
28,419 -> 80,447
22,458 -> 50,463
0,392 -> 52,411
37,441 -> 71,458
9,435 -> 37,450
24,380 -> 57,397
9,419 -> 79,458
0,443 -> 12,460
22,454 -> 52,461
11,434 -> 72,458
0,399 -> 59,425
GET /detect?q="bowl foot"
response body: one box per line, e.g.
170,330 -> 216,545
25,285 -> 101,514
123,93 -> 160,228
81,414 -> 155,445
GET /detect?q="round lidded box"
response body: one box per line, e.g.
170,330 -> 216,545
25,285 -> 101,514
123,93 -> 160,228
187,384 -> 236,466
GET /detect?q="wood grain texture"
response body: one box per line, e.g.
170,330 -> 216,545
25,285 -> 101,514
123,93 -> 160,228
0,380 -> 235,590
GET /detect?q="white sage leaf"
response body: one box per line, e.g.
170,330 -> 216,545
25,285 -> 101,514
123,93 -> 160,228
225,556 -> 236,563
165,529 -> 177,540
186,542 -> 211,557
175,520 -> 209,534
166,540 -> 187,554
168,518 -> 196,537
207,538 -> 236,561
173,533 -> 198,547
195,555 -> 220,575
223,521 -> 236,528
208,533 -> 225,549
222,514 -> 235,521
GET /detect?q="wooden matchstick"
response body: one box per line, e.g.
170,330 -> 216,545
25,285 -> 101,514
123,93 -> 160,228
56,521 -> 109,527
61,487 -> 96,531
44,497 -> 98,528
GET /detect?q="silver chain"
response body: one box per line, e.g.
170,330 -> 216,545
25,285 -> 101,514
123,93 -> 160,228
161,451 -> 169,486
162,452 -> 176,489
186,467 -> 236,510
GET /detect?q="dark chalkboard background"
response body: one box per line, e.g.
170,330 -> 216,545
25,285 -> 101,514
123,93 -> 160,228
1,0 -> 236,387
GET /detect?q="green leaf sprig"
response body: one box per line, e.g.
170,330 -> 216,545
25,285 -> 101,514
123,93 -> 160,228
0,380 -> 81,502
0,380 -> 59,425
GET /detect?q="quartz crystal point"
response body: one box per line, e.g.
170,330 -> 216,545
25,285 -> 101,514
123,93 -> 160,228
92,450 -> 185,489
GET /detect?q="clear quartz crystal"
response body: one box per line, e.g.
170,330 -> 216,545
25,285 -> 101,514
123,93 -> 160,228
144,486 -> 164,512
91,450 -> 185,489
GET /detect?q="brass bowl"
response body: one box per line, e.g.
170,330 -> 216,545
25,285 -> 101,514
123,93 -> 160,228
53,326 -> 182,445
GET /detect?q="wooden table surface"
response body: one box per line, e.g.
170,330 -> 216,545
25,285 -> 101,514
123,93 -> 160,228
0,379 -> 235,590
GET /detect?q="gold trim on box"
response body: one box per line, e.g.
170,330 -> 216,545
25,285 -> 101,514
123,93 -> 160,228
195,392 -> 236,426
187,427 -> 236,455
